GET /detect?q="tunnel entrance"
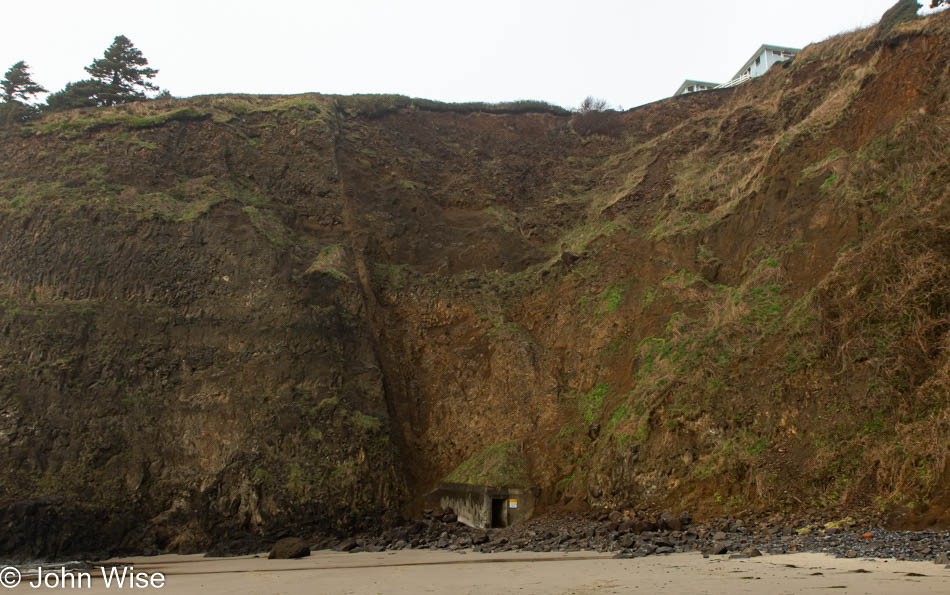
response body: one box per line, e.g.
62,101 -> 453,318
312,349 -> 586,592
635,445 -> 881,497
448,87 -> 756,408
491,498 -> 506,528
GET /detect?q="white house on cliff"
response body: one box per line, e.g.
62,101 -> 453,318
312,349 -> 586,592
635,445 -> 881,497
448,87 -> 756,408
674,44 -> 799,96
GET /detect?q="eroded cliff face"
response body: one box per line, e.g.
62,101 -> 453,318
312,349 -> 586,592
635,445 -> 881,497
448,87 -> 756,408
0,102 -> 406,557
2,11 -> 950,558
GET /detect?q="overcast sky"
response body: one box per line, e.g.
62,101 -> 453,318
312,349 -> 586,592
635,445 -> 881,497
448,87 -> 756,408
0,1 -> 934,109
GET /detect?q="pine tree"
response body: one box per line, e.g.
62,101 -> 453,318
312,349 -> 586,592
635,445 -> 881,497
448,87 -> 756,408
1,61 -> 47,103
84,35 -> 158,106
45,80 -> 108,110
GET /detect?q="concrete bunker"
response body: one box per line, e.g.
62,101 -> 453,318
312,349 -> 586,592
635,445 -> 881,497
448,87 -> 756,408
426,440 -> 539,529
428,482 -> 539,529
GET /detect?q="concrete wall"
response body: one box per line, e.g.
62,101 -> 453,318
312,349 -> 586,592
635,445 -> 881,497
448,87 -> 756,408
502,487 -> 538,526
439,487 -> 491,529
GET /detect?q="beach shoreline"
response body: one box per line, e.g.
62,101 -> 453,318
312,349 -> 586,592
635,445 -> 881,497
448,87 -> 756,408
5,549 -> 950,594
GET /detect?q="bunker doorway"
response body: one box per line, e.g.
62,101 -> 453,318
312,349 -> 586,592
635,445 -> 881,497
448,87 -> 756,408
491,498 -> 506,528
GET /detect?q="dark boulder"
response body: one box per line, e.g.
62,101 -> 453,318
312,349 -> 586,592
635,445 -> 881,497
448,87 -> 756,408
336,537 -> 360,552
268,537 -> 311,559
631,519 -> 658,533
702,542 -> 731,556
658,512 -> 681,532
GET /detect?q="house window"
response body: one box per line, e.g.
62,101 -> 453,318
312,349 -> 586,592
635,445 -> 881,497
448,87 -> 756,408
755,56 -> 761,66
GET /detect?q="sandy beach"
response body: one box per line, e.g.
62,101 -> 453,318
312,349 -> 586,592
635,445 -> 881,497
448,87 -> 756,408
6,550 -> 949,594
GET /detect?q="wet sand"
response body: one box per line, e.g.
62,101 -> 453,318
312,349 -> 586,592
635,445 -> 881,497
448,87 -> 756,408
9,550 -> 950,594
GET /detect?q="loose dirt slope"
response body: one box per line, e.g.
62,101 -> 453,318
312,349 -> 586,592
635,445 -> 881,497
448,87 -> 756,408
1,10 -> 950,558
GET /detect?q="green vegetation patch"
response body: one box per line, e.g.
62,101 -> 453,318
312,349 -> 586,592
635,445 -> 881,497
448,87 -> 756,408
374,263 -> 410,290
444,440 -> 531,487
607,403 -> 630,429
252,97 -> 322,115
350,411 -> 383,433
126,107 -> 210,129
106,131 -> 159,150
334,94 -> 569,119
820,173 -> 839,193
410,98 -> 569,116
578,383 -> 610,423
306,244 -> 350,281
599,284 -> 624,315
0,179 -> 72,211
243,204 -> 292,247
31,106 -> 211,137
